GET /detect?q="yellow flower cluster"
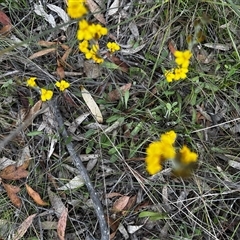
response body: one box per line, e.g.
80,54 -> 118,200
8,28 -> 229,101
26,77 -> 70,102
164,50 -> 192,82
107,42 -> 121,53
67,0 -> 87,19
67,1 -> 120,63
145,130 -> 198,176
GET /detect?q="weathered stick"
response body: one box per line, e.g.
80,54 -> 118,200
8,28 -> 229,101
51,100 -> 109,240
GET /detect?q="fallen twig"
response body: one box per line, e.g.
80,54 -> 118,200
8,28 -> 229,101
50,99 -> 109,240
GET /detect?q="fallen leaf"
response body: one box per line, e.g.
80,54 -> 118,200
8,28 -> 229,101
48,188 -> 66,217
168,40 -> 176,54
129,21 -> 139,38
25,184 -> 48,206
0,165 -> 29,180
0,10 -> 11,25
81,86 -> 103,123
107,83 -> 131,102
124,195 -> 137,211
17,146 -> 31,168
0,24 -> 12,36
108,0 -> 119,16
121,43 -> 146,55
41,221 -> 58,230
228,159 -> 240,170
203,42 -> 232,51
34,3 -> 56,28
57,208 -> 68,240
68,113 -> 90,133
2,183 -> 21,208
106,53 -> 129,73
22,100 -> 42,130
0,157 -> 15,171
0,10 -> 12,36
38,40 -> 57,47
127,224 -> 144,234
84,60 -> 101,78
112,195 -> 130,213
57,175 -> 85,190
118,222 -> 129,239
29,48 -> 56,60
12,214 -> 37,240
61,47 -> 72,62
106,192 -> 122,198
47,4 -> 70,31
86,158 -> 98,171
86,0 -> 106,24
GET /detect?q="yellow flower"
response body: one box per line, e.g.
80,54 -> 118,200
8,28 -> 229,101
179,145 -> 198,165
55,80 -> 70,91
77,20 -> 94,41
173,67 -> 188,80
40,88 -> 53,101
67,0 -> 88,19
164,69 -> 175,82
160,130 -> 177,145
91,24 -> 108,39
174,50 -> 192,68
92,54 -> 104,64
84,44 -> 104,63
145,141 -> 164,175
145,131 -> 177,175
79,40 -> 89,53
26,77 -> 37,87
107,42 -> 120,53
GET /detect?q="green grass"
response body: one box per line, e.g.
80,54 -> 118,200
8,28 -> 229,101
0,0 -> 240,239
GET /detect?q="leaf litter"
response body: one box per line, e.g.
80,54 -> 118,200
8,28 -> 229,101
1,1 -> 240,239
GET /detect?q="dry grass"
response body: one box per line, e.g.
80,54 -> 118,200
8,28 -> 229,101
0,0 -> 240,239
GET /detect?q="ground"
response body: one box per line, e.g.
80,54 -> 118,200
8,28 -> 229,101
0,0 -> 240,239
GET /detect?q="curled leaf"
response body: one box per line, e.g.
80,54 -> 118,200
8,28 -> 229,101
2,183 -> 22,208
25,184 -> 48,206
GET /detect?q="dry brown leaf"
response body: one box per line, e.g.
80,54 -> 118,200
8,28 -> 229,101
38,40 -> 57,47
12,214 -> 37,240
86,0 -> 106,24
0,165 -> 29,180
22,100 -> 42,130
112,195 -> 130,212
168,40 -> 176,54
29,48 -> 56,60
60,44 -> 70,51
0,24 -> 12,36
61,47 -> 72,62
106,215 -> 120,239
25,184 -> 49,206
84,61 -> 101,79
0,10 -> 11,25
107,83 -> 131,102
2,183 -> 22,208
0,10 -> 12,36
106,53 -> 129,73
81,86 -> 103,123
106,192 -> 122,198
124,195 -> 137,211
57,208 -> 68,240
56,66 -> 65,79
